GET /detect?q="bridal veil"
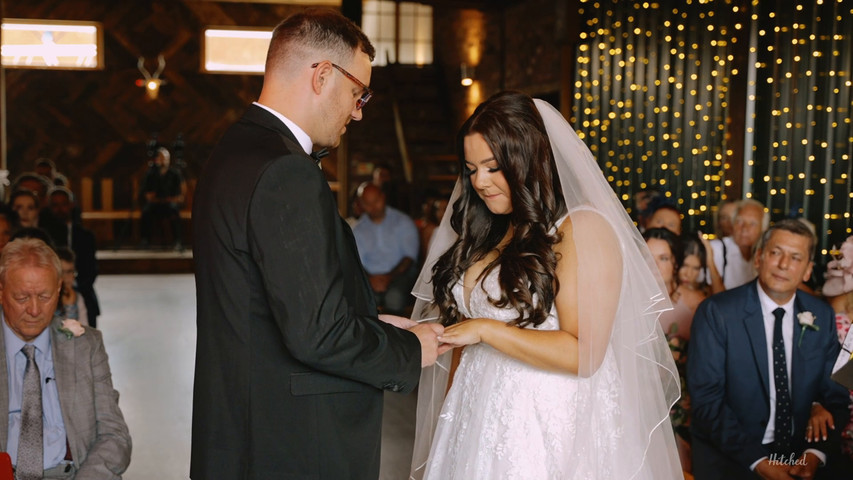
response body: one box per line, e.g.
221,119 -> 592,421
409,97 -> 682,479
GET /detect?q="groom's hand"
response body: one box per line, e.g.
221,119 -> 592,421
410,323 -> 444,367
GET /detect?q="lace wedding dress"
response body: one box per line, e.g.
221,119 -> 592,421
422,265 -> 625,479
411,97 -> 682,480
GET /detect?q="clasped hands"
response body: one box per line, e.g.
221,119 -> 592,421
379,315 -> 483,367
755,403 -> 834,480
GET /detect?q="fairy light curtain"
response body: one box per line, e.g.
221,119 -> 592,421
574,0 -> 853,256
749,0 -> 853,255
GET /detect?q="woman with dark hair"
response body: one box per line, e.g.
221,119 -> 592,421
409,91 -> 681,479
644,227 -> 699,473
9,188 -> 40,228
676,232 -> 710,313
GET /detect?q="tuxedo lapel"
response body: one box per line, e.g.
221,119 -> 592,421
742,283 -> 770,400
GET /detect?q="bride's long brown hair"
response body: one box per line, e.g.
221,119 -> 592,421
432,91 -> 566,328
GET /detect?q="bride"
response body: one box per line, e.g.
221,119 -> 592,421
409,91 -> 682,479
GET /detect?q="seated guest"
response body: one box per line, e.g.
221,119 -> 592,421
633,186 -> 661,231
0,206 -> 18,252
352,183 -> 419,315
707,198 -> 768,292
644,227 -> 694,473
646,199 -> 683,235
822,235 -> 853,464
9,190 -> 40,229
140,147 -> 186,249
10,173 -> 51,209
689,219 -> 850,480
43,187 -> 100,328
676,232 -> 710,314
33,158 -> 67,187
714,198 -> 739,239
0,238 -> 131,477
56,247 -> 88,327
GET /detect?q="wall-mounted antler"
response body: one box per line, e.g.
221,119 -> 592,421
137,55 -> 167,99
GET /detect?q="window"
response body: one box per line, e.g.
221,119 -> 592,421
363,1 -> 432,66
202,27 -> 272,74
1,19 -> 102,69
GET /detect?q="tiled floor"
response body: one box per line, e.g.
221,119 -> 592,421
99,273 -> 415,480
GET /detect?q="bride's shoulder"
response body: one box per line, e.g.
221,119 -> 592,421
556,207 -> 616,236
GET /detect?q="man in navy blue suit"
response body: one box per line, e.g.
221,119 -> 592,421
689,219 -> 850,479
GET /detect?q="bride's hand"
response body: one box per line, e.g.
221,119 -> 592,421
437,318 -> 487,347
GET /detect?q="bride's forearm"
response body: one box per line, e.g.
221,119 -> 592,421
477,318 -> 580,374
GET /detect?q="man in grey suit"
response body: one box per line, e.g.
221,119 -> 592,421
0,238 -> 131,479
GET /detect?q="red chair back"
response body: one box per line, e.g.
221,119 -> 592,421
0,452 -> 12,480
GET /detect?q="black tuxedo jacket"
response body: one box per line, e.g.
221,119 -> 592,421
688,280 -> 850,479
190,105 -> 422,480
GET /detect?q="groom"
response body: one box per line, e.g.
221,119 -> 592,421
191,9 -> 442,480
689,219 -> 850,479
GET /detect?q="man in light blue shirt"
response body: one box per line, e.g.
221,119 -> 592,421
352,183 -> 419,314
0,238 -> 130,479
3,318 -> 70,474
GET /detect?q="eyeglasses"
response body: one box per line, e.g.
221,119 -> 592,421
311,61 -> 373,110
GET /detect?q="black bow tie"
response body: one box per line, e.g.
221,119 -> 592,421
310,148 -> 329,164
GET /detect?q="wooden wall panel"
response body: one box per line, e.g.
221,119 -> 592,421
1,0 -> 304,210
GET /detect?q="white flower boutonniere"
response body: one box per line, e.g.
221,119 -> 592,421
797,311 -> 819,347
57,319 -> 86,339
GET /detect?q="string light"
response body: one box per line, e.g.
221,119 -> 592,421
574,0 -> 853,252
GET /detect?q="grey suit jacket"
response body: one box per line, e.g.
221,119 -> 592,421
0,318 -> 131,479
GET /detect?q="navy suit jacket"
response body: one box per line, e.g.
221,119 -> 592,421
688,280 -> 849,479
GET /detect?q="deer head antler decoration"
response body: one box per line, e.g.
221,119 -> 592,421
137,54 -> 166,99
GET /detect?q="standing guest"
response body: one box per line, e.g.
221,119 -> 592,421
191,9 -> 442,480
0,238 -> 131,478
9,190 -> 40,229
43,187 -> 100,329
353,182 -> 419,315
707,198 -> 767,292
139,147 -> 186,249
689,219 -> 850,479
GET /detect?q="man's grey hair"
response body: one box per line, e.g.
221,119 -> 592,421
0,238 -> 61,284
735,198 -> 770,231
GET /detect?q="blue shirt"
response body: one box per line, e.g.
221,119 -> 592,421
352,207 -> 419,275
3,316 -> 68,470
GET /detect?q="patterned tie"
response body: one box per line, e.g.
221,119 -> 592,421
772,307 -> 793,453
17,344 -> 43,480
